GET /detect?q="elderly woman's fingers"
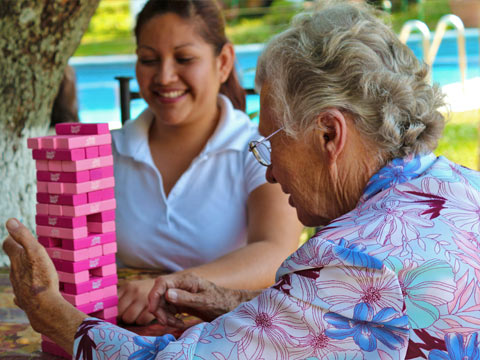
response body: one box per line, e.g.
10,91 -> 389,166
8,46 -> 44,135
2,236 -> 23,259
5,218 -> 40,255
148,276 -> 171,314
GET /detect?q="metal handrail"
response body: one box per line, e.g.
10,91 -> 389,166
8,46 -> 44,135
427,14 -> 467,91
399,20 -> 431,61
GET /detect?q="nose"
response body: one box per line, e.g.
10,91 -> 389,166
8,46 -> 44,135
154,60 -> 178,85
265,165 -> 277,184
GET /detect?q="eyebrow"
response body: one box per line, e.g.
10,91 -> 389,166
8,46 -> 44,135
136,43 -> 195,51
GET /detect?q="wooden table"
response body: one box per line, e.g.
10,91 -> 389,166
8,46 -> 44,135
0,267 -> 200,359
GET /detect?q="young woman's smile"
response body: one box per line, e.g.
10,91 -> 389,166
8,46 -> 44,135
135,13 -> 230,128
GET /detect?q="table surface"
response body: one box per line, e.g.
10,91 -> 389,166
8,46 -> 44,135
0,267 -> 200,359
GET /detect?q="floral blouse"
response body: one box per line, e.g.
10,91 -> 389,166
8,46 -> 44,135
74,153 -> 480,359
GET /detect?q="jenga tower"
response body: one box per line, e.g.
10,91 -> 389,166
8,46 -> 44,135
27,123 -> 118,358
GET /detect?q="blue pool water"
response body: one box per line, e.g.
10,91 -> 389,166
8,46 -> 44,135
71,29 -> 479,128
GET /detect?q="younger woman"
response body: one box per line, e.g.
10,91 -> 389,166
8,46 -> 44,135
114,0 -> 303,324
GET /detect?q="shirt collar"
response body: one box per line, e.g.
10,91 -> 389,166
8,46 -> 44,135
360,152 -> 437,202
113,95 -> 256,162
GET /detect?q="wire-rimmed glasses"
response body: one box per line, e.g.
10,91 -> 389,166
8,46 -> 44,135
248,127 -> 284,166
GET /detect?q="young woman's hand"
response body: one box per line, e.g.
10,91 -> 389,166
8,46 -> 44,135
118,278 -> 157,325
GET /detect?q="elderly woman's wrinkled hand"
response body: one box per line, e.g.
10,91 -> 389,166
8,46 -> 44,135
2,218 -> 62,333
148,273 -> 256,328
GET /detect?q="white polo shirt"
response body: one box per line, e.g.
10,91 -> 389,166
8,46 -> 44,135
112,95 -> 267,270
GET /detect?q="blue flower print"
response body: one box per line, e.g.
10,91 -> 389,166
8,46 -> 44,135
363,153 -> 434,200
324,302 -> 409,352
129,334 -> 176,359
429,333 -> 480,360
332,239 -> 383,269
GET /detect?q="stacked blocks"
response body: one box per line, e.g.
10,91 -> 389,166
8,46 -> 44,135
28,123 -> 118,358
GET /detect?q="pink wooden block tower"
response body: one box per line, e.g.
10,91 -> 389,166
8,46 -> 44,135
28,123 -> 118,358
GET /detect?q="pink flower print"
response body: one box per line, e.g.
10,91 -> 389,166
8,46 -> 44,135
274,269 -> 321,311
290,305 -> 358,359
224,289 -> 308,360
316,265 -> 404,318
357,199 -> 433,247
282,237 -> 336,273
440,182 -> 480,234
387,258 -> 455,329
452,228 -> 480,277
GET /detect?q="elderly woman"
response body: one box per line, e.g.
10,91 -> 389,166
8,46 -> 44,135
5,2 -> 480,359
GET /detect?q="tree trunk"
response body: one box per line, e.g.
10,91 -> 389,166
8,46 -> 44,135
0,0 -> 100,265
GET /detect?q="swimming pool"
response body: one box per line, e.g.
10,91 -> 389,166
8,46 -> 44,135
71,29 -> 479,128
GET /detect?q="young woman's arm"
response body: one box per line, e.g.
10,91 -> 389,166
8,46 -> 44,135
118,183 -> 303,325
180,182 -> 303,288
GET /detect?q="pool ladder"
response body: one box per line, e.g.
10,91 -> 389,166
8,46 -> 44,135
399,14 -> 467,91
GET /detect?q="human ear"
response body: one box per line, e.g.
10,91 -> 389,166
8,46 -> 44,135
217,42 -> 235,84
315,108 -> 348,163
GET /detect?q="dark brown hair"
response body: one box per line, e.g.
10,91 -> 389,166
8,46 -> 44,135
135,0 -> 246,111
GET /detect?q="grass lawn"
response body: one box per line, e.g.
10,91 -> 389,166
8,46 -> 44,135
436,110 -> 479,170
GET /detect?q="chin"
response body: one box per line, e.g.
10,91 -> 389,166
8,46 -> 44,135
296,208 -> 332,228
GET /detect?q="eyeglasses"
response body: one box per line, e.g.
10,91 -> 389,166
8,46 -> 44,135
248,127 -> 284,166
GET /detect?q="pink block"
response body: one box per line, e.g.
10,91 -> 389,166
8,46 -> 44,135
36,203 -> 49,215
63,274 -> 118,295
105,317 -> 117,324
35,160 -> 49,171
54,133 -> 111,149
61,232 -> 116,250
48,177 -> 115,195
90,263 -> 117,277
85,146 -> 99,159
87,189 -> 103,203
78,295 -> 118,314
42,137 -> 58,149
38,236 -> 61,248
61,198 -> 116,217
37,181 -> 48,193
47,160 -> 63,172
89,166 -> 114,181
61,155 -> 113,172
48,245 -> 102,262
53,253 -> 116,273
102,284 -> 118,298
47,246 -> 90,261
88,220 -> 115,234
32,148 -> 86,161
48,204 -> 63,216
98,144 -> 112,156
58,269 -> 90,283
100,306 -> 118,319
47,182 -> 63,194
89,167 -> 102,181
27,137 -> 42,149
87,209 -> 115,222
41,339 -> 70,359
103,242 -> 117,255
62,291 -> 90,306
90,287 -> 105,302
55,123 -> 109,135
88,188 -> 114,203
36,225 -> 88,239
92,306 -> 118,321
35,214 -> 87,228
37,170 -> 90,183
37,192 -> 88,206
101,188 -> 115,201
